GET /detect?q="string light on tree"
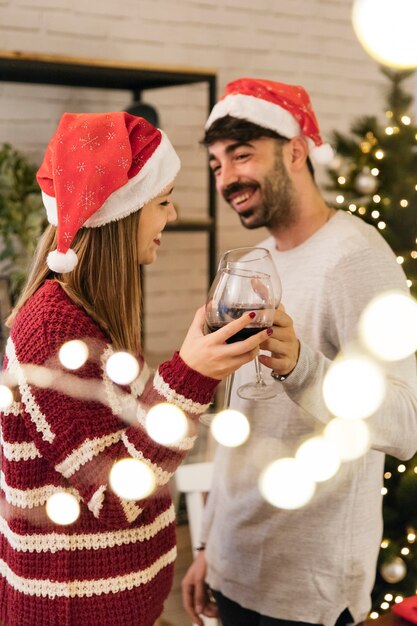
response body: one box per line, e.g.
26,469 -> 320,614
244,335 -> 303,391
0,384 -> 13,410
358,290 -> 417,361
324,418 -> 370,461
210,409 -> 250,448
322,353 -> 386,420
145,403 -> 188,445
59,339 -> 89,370
46,492 -> 80,525
109,458 -> 156,500
352,0 -> 417,69
105,351 -> 139,385
259,457 -> 316,510
294,436 -> 341,482
326,68 -> 417,297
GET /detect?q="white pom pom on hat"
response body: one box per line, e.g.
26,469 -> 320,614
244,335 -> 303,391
309,143 -> 334,164
36,111 -> 181,273
205,77 -> 334,165
47,249 -> 79,274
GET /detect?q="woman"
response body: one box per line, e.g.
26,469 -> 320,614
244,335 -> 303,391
0,112 -> 269,626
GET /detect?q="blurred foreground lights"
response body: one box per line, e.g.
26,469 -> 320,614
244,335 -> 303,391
210,409 -> 250,447
295,437 -> 341,482
359,291 -> 417,361
105,352 -> 139,385
46,492 -> 80,525
145,403 -> 188,445
0,384 -> 13,410
323,355 -> 385,420
109,458 -> 156,500
59,340 -> 88,370
259,458 -> 316,510
324,418 -> 370,461
352,0 -> 417,69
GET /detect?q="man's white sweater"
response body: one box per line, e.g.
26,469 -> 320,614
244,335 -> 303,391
202,211 -> 417,626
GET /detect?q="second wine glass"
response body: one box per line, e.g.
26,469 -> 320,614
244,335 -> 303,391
217,247 -> 282,400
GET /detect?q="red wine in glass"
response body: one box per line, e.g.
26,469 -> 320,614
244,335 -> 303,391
207,304 -> 271,343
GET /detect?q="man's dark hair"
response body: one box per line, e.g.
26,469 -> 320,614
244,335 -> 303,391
202,115 -> 315,178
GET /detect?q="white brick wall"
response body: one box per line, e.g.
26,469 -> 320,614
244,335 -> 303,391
0,0 -> 405,356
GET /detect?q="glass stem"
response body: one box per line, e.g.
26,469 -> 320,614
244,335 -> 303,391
223,373 -> 235,409
254,356 -> 266,386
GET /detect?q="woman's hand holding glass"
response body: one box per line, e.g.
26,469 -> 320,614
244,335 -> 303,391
179,304 -> 271,381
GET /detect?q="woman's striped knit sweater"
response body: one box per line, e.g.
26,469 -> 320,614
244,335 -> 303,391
0,280 -> 218,626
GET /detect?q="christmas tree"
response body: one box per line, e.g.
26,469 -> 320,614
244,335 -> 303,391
327,67 -> 417,296
326,67 -> 417,616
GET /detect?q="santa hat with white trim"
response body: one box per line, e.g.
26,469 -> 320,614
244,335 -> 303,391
36,111 -> 180,273
205,77 -> 333,164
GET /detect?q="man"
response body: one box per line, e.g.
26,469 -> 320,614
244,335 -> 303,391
181,78 -> 417,626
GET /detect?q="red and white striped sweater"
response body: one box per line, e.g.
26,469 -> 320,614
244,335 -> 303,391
0,280 -> 218,626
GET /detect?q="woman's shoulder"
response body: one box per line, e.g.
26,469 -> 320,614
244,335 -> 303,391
11,281 -> 109,362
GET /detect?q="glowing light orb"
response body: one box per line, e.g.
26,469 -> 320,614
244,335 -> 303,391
210,409 -> 250,447
0,384 -> 13,410
105,352 -> 139,385
352,0 -> 417,69
145,403 -> 188,445
323,355 -> 385,420
259,457 -> 316,510
295,436 -> 341,482
359,291 -> 417,361
324,417 -> 370,461
46,492 -> 80,525
59,340 -> 89,370
109,458 -> 156,500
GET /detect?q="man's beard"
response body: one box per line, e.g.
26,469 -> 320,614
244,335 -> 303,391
226,155 -> 296,231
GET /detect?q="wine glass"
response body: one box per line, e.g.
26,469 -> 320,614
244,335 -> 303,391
205,264 -> 278,401
216,247 -> 282,400
206,267 -> 275,339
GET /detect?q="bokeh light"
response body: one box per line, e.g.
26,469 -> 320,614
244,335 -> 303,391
46,492 -> 80,525
324,417 -> 370,461
0,384 -> 13,410
105,352 -> 139,385
323,355 -> 386,420
109,458 -> 156,500
210,409 -> 250,447
295,436 -> 341,482
59,339 -> 89,370
145,403 -> 188,445
352,0 -> 417,69
359,291 -> 417,361
259,457 -> 316,510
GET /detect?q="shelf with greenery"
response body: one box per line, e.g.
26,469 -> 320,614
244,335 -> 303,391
0,143 -> 45,304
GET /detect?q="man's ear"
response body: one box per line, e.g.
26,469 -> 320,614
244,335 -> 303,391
288,136 -> 309,171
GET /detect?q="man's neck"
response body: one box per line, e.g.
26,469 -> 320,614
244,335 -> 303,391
270,191 -> 334,251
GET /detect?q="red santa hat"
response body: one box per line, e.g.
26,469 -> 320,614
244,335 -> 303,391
36,111 -> 180,273
205,77 -> 333,164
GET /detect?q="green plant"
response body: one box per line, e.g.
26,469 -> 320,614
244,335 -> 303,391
0,143 -> 45,302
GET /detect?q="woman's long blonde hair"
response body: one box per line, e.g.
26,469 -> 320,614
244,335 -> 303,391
7,211 -> 142,355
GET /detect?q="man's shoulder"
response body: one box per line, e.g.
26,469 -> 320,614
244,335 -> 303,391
327,210 -> 396,258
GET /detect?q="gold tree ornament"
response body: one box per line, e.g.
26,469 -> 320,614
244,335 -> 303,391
380,557 -> 407,584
